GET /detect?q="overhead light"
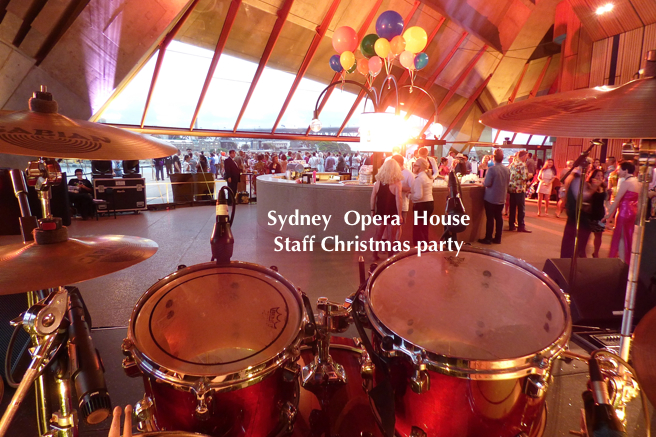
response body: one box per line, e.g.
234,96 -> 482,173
596,3 -> 614,15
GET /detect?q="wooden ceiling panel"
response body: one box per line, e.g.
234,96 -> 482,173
631,0 -> 656,25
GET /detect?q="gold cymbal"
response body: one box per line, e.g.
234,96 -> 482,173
0,110 -> 177,160
0,235 -> 157,294
480,77 -> 656,139
631,306 -> 656,407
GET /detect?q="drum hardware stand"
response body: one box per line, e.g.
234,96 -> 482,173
9,168 -> 38,243
301,298 -> 350,392
0,287 -> 68,437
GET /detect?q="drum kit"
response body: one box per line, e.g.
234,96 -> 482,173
1,51 -> 656,437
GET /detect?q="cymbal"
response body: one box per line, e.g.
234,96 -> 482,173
631,305 -> 656,407
0,235 -> 157,294
0,111 -> 177,160
480,77 -> 656,139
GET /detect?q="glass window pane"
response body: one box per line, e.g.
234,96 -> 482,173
514,133 -> 530,145
237,20 -> 313,131
97,50 -> 158,125
143,41 -> 213,128
529,135 -> 545,145
195,4 -> 278,130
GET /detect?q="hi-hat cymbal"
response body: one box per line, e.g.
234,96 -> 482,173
0,111 -> 177,160
0,235 -> 157,294
631,305 -> 656,407
480,77 -> 656,139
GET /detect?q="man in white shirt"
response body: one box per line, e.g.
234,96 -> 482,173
446,150 -> 456,169
384,146 -> 405,167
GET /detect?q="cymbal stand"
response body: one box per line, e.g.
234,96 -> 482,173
9,169 -> 38,243
25,157 -> 63,221
618,139 -> 656,362
0,288 -> 68,437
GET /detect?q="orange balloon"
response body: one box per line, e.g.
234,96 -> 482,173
390,35 -> 406,55
357,58 -> 369,76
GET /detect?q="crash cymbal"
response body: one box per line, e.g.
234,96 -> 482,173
0,88 -> 176,160
480,77 -> 656,139
0,235 -> 157,294
631,305 -> 656,407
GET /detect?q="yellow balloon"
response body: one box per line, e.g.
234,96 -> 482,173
374,38 -> 390,59
340,51 -> 355,71
403,26 -> 428,53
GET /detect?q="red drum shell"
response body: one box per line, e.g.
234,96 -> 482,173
293,337 -> 383,437
143,366 -> 297,437
385,355 -> 546,437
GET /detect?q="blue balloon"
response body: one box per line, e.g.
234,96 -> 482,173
329,54 -> 343,73
414,52 -> 429,70
376,10 -> 404,40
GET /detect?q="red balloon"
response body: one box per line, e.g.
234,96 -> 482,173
332,26 -> 358,54
369,56 -> 382,76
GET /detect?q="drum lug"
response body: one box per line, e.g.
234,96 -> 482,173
134,395 -> 156,432
410,368 -> 430,394
121,338 -> 133,356
359,349 -> 375,392
192,381 -> 214,421
121,355 -> 142,378
410,425 -> 427,437
523,374 -> 548,398
282,362 -> 301,383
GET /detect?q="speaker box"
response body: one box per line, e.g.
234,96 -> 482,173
543,255 -> 656,328
0,294 -> 31,380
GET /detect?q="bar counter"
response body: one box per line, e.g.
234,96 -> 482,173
256,174 -> 486,244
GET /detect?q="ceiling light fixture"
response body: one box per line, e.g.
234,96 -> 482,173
596,3 -> 614,15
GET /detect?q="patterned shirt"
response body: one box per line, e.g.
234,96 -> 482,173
508,160 -> 528,193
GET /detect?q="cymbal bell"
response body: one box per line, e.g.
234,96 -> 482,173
480,77 -> 656,139
0,235 -> 157,294
631,305 -> 656,407
0,88 -> 177,160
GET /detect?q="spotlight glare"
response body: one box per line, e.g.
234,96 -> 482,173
596,3 -> 614,15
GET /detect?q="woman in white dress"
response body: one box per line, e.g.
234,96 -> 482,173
537,159 -> 557,216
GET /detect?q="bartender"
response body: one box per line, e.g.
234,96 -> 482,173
68,169 -> 95,219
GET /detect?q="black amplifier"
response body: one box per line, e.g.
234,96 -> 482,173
93,178 -> 147,212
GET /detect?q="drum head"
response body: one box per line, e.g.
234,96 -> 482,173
368,250 -> 567,361
131,263 -> 303,376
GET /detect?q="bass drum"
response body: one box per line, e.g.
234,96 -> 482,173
292,337 -> 383,437
123,262 -> 308,437
363,247 -> 571,437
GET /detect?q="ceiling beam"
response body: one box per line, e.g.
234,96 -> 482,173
107,123 -> 361,142
439,73 -> 492,140
12,0 -> 48,47
233,0 -> 296,132
140,0 -> 202,128
189,0 -> 243,130
34,0 -> 91,66
528,56 -> 552,98
303,0 -> 384,135
403,31 -> 468,120
271,0 -> 342,133
493,60 -> 529,143
336,3 -> 421,136
419,45 -> 487,136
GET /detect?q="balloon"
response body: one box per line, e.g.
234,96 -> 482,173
390,35 -> 406,55
347,60 -> 357,74
340,51 -> 355,71
360,34 -> 378,59
357,58 -> 369,75
369,56 -> 382,76
329,54 -> 343,72
399,51 -> 415,70
332,26 -> 358,54
414,52 -> 429,70
376,10 -> 404,40
374,38 -> 390,59
403,26 -> 428,53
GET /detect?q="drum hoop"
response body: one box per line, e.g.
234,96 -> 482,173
363,247 -> 572,380
126,261 -> 307,392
